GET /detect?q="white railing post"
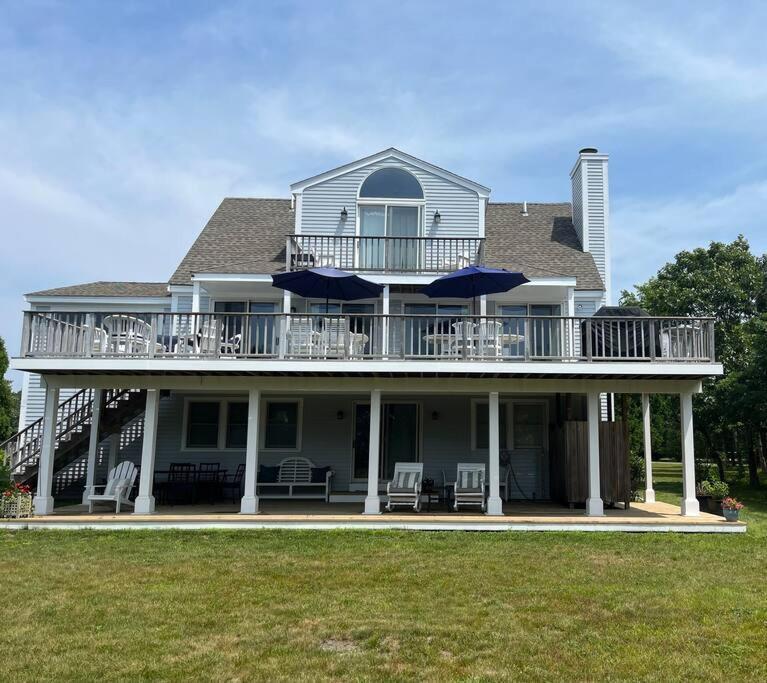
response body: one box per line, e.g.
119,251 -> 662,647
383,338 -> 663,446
680,391 -> 700,516
364,389 -> 382,514
642,393 -> 655,504
33,383 -> 60,516
240,388 -> 261,514
586,391 -> 604,516
487,391 -> 503,515
134,389 -> 160,515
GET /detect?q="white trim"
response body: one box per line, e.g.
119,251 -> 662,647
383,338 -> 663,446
182,397 -> 226,451
1,518 -> 746,533
294,193 -> 303,234
290,147 -> 491,197
478,197 -> 486,238
192,273 -> 276,283
260,398 -> 304,452
574,290 -> 605,298
168,285 -> 193,294
602,157 -> 611,304
13,358 -> 724,380
569,152 -> 609,179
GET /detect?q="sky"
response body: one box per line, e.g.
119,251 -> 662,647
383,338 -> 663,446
2,0 -> 767,388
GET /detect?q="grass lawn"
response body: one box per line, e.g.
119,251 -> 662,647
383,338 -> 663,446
2,467 -> 766,682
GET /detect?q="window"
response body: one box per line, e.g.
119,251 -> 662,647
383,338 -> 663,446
359,168 -> 423,199
186,402 -> 220,448
512,403 -> 546,449
225,402 -> 248,449
473,401 -> 508,450
263,401 -> 301,450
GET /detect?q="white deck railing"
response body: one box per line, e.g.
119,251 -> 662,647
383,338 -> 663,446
287,235 -> 484,272
20,311 -> 717,363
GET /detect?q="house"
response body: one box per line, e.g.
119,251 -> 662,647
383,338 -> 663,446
3,147 -> 728,529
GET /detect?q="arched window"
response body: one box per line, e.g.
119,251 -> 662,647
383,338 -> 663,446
358,168 -> 424,270
359,168 -> 424,199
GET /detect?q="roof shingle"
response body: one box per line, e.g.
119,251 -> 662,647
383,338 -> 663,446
27,282 -> 170,298
169,198 -> 604,291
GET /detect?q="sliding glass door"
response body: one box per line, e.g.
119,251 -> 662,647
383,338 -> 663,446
359,204 -> 420,270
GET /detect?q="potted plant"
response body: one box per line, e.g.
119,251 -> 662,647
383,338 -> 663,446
695,480 -> 714,511
707,480 -> 730,515
1,482 -> 33,519
721,497 -> 744,522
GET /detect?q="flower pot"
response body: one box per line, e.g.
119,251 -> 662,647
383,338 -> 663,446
722,508 -> 739,522
696,495 -> 712,511
710,498 -> 724,516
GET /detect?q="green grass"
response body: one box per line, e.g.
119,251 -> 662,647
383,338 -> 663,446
1,469 -> 766,682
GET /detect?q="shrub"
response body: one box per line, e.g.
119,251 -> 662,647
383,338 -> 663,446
697,478 -> 729,499
629,452 -> 645,500
0,452 -> 11,491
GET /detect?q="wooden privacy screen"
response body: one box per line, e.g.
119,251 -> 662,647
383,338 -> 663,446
550,421 -> 631,508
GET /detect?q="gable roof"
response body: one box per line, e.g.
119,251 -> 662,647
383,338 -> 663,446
169,198 -> 603,291
484,203 -> 604,290
290,148 -> 491,197
26,282 -> 170,298
169,198 -> 293,285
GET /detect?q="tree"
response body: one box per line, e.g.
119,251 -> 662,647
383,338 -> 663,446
621,237 -> 765,484
0,337 -> 17,443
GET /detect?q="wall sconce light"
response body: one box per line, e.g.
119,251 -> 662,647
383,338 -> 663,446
336,410 -> 345,421
431,411 -> 439,421
434,209 -> 441,224
340,207 -> 348,220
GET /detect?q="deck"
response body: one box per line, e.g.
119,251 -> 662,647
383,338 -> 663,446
1,501 -> 745,532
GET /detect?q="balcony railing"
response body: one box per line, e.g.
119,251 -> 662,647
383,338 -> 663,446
20,311 -> 717,363
287,235 -> 484,272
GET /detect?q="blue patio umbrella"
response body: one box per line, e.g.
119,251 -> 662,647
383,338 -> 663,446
271,267 -> 384,312
420,265 -> 530,313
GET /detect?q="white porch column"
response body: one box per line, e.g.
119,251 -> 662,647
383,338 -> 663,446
381,285 -> 390,357
240,388 -> 261,514
133,389 -> 160,514
107,432 -> 120,472
82,388 -> 104,504
479,295 -> 487,316
585,391 -> 604,516
680,391 -> 700,516
283,290 -> 291,313
487,391 -> 503,515
192,280 -> 201,313
33,384 -> 60,516
642,393 -> 655,503
364,389 -> 382,514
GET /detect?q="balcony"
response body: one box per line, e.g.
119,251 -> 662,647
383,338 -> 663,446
20,311 -> 716,364
287,234 -> 484,272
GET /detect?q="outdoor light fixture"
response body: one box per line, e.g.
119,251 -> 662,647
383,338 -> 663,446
336,410 -> 345,420
434,209 -> 441,224
340,207 -> 348,220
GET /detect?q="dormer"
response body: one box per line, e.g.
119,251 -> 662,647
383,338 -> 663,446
289,148 -> 491,239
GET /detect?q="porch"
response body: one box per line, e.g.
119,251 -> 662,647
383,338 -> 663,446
0,500 -> 744,532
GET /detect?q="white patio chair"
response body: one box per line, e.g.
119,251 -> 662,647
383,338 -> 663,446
287,317 -> 320,356
477,320 -> 504,358
449,320 -> 477,357
197,321 -> 241,355
86,461 -> 138,513
102,315 -> 152,354
453,462 -> 486,511
386,462 -> 423,512
320,317 -> 348,357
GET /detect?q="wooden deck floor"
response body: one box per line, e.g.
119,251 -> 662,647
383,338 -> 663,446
1,500 -> 745,532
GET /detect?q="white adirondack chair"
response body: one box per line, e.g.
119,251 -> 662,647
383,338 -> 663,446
102,315 -> 152,354
386,462 -> 423,512
453,462 -> 486,511
286,317 -> 320,356
320,317 -> 348,357
87,461 -> 138,513
477,320 -> 504,358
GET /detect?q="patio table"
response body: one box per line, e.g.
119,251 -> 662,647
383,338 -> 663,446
422,332 -> 525,357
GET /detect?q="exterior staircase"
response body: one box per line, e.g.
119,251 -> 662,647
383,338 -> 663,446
0,388 -> 148,489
